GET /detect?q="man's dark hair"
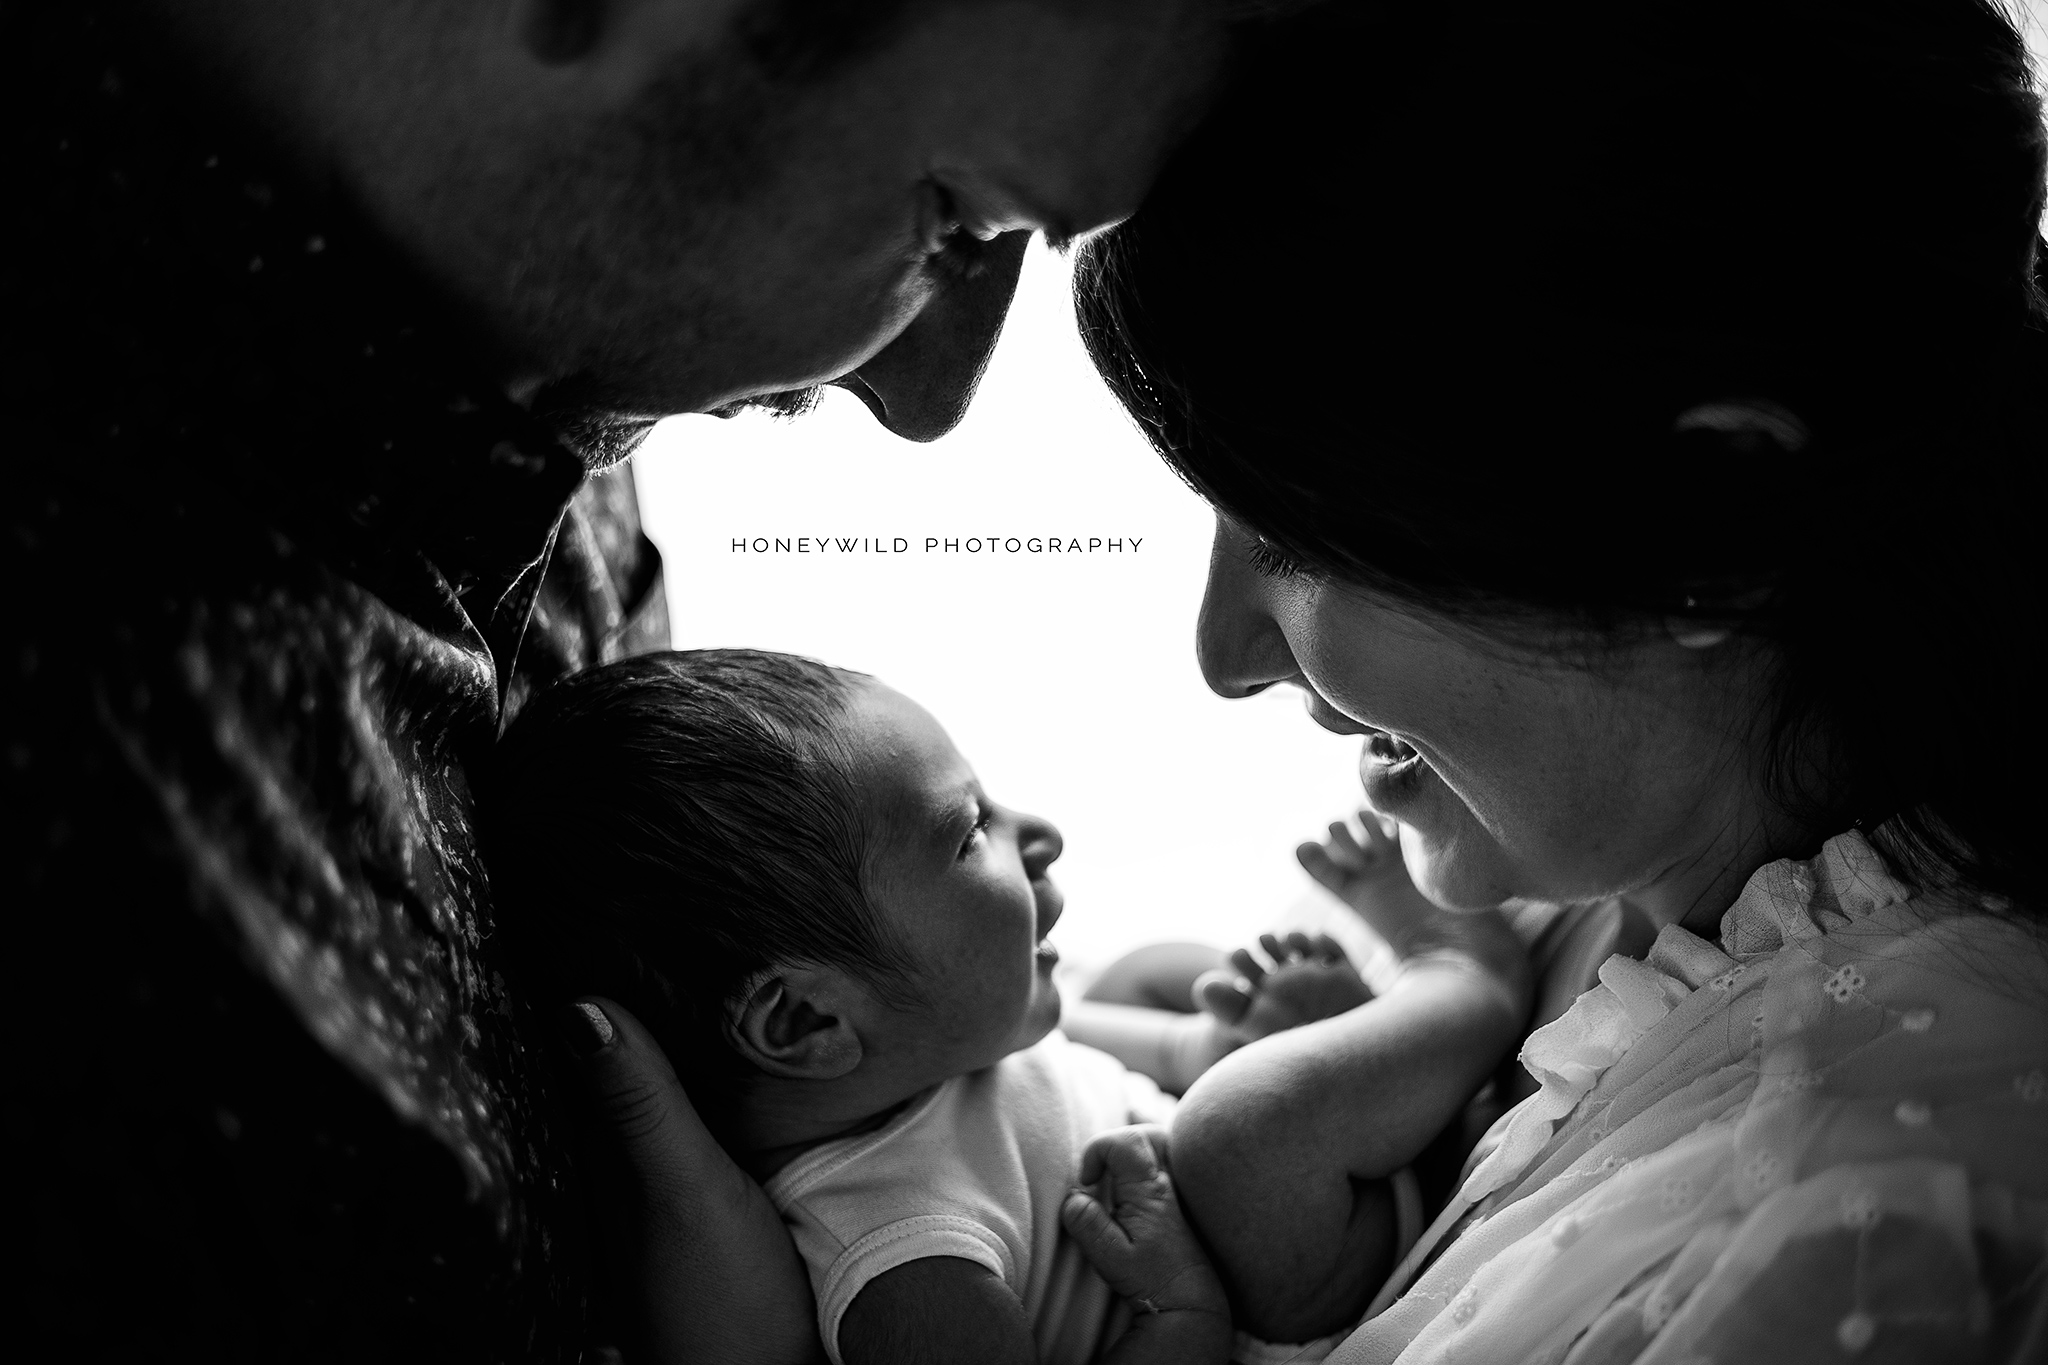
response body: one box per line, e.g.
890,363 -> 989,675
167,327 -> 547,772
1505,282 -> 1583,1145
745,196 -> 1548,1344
481,649 -> 916,1120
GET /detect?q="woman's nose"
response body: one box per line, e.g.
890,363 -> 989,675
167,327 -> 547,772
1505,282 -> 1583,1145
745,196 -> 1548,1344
1196,518 -> 1301,699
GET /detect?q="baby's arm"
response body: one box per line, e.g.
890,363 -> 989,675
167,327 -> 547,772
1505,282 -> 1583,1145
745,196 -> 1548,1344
837,1259 -> 1039,1365
1168,904 -> 1530,1343
1060,1126 -> 1233,1365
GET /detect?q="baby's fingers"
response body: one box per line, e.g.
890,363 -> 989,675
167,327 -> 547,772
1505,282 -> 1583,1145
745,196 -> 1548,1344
1356,812 -> 1402,856
1079,1124 -> 1168,1188
1326,819 -> 1367,854
1297,840 -> 1353,894
1193,968 -> 1253,1025
1061,1189 -> 1130,1258
1228,947 -> 1267,988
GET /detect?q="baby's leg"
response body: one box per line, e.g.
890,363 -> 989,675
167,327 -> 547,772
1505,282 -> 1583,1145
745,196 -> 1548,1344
1065,939 -> 1378,1095
1083,941 -> 1229,1011
1193,932 -> 1375,1041
1168,952 -> 1527,1342
1167,1051 -> 1402,1342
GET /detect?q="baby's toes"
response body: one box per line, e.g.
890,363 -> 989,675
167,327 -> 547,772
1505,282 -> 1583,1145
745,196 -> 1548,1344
1247,958 -> 1375,1033
1193,968 -> 1254,1026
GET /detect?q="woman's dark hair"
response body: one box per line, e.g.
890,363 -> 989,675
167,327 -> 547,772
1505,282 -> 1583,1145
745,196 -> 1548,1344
480,649 -> 914,1124
1079,0 -> 2047,911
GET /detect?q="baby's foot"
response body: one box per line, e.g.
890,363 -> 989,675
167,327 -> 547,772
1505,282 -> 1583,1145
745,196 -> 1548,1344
1193,932 -> 1374,1045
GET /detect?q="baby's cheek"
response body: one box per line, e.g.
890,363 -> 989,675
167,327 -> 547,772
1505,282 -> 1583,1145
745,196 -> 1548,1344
934,938 -> 1037,1051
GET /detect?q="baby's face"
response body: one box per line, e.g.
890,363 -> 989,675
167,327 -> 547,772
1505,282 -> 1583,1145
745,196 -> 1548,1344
843,681 -> 1066,1084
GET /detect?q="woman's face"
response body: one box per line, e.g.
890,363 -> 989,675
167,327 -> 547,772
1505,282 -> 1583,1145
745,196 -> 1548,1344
1197,517 -> 1782,924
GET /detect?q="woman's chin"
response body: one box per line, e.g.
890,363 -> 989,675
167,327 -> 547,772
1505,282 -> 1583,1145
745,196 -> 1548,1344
1396,814 -> 1519,912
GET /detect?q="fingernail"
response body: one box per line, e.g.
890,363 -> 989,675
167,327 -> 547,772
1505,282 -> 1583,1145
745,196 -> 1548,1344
559,1001 -> 614,1055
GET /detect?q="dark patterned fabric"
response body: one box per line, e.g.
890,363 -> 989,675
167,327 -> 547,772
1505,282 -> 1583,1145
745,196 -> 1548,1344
7,6 -> 665,1358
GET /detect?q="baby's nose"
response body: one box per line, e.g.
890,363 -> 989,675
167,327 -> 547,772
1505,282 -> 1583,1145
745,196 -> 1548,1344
1020,813 -> 1063,873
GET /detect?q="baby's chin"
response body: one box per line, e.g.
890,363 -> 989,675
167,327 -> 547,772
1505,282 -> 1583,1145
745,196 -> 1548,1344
1010,980 -> 1064,1054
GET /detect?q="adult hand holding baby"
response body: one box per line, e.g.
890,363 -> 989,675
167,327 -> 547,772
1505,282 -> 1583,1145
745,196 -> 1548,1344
562,998 -> 825,1365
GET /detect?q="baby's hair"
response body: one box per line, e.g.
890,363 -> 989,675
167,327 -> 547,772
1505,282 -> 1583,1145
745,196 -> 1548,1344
481,648 -> 918,1119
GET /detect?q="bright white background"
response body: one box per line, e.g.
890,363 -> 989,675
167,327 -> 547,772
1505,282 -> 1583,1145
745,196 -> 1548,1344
637,8 -> 2048,974
636,241 -> 1364,978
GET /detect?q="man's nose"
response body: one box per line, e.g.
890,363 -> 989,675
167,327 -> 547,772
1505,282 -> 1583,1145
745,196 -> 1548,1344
835,231 -> 1032,442
1196,518 -> 1299,699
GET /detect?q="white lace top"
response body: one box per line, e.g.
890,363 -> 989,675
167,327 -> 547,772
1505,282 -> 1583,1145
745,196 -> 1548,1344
1333,831 -> 2048,1365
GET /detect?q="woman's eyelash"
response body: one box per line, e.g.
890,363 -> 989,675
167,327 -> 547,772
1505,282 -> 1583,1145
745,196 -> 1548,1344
1245,538 -> 1307,580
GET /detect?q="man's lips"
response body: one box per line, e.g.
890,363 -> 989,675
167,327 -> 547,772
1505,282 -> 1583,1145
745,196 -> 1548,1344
829,371 -> 888,424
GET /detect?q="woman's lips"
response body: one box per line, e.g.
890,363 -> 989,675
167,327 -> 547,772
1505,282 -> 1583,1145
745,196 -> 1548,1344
1364,730 -> 1420,766
1304,692 -> 1369,735
1359,729 -> 1429,811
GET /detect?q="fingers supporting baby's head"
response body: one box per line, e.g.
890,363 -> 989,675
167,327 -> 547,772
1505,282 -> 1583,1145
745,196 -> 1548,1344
479,648 -> 915,1119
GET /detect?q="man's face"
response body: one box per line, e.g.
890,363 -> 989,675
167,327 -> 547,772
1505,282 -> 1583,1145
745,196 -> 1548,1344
166,0 -> 1227,440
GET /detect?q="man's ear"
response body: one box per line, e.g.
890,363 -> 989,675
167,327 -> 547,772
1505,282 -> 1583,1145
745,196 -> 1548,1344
725,967 -> 865,1081
511,0 -> 605,65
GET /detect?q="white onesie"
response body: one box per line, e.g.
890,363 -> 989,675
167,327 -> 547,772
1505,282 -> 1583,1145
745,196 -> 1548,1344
766,1030 -> 1178,1365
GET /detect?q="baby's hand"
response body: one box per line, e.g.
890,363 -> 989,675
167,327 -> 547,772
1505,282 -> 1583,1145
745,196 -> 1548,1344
1297,811 -> 1445,954
1301,811 -> 1532,1024
1060,1126 -> 1227,1320
1192,932 -> 1373,1044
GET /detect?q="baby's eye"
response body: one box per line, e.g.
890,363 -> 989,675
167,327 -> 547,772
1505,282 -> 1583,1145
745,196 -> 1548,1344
959,806 -> 993,859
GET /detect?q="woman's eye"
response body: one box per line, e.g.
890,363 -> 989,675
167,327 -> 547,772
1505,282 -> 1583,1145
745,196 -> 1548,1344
1245,537 -> 1307,580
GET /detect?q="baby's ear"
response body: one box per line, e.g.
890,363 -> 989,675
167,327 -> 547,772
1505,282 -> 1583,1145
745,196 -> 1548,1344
725,966 -> 864,1081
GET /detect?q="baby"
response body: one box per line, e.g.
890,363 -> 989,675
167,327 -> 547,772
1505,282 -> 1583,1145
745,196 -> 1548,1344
484,649 -> 1530,1364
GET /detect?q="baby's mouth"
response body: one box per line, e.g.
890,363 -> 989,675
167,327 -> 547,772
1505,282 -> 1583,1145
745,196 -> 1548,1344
1035,940 -> 1060,970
